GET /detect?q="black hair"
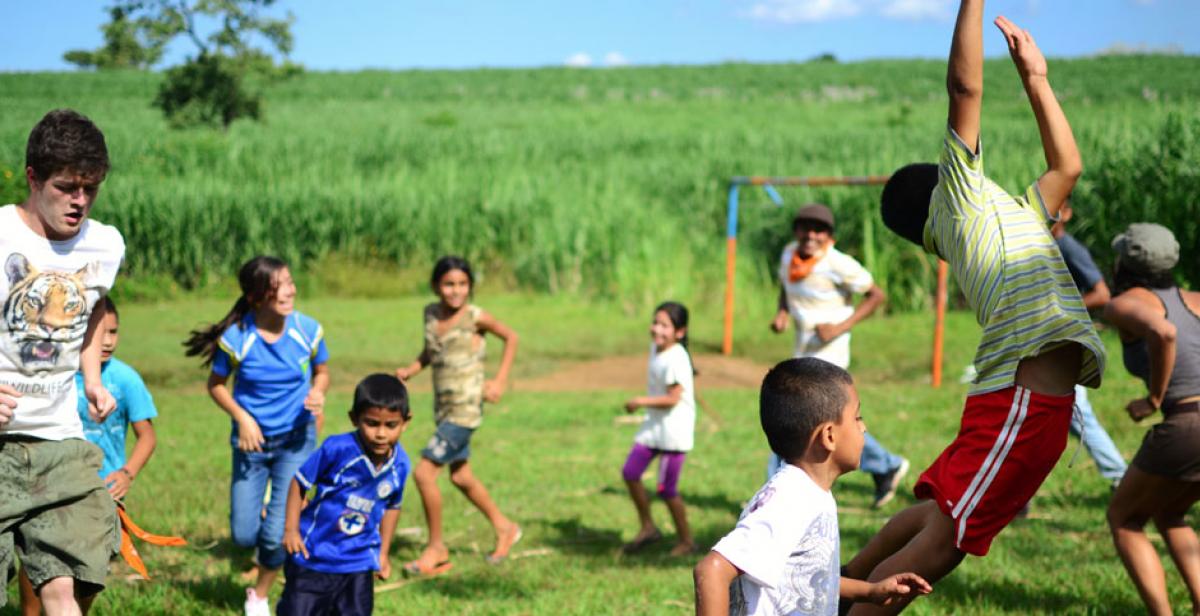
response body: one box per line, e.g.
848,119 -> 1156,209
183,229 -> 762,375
183,255 -> 288,366
655,301 -> 696,375
1113,261 -> 1175,295
880,163 -> 938,247
101,295 -> 118,322
759,357 -> 854,462
431,255 -> 474,290
26,109 -> 110,182
350,373 -> 411,421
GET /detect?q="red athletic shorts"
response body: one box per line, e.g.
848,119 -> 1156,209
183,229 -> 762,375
914,385 -> 1074,556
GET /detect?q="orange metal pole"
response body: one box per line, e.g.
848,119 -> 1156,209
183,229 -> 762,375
932,259 -> 948,388
723,237 -> 737,355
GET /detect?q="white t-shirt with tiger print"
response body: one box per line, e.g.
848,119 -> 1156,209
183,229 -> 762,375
0,205 -> 125,440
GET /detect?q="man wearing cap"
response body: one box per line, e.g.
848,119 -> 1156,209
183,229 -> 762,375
768,203 -> 908,509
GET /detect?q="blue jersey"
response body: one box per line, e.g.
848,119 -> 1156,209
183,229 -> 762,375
75,357 -> 158,478
292,432 -> 409,574
211,311 -> 329,439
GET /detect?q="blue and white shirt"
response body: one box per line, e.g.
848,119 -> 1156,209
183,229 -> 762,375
292,432 -> 409,574
211,311 -> 328,439
74,357 -> 157,478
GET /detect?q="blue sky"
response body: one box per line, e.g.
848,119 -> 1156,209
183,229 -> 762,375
4,0 -> 1196,71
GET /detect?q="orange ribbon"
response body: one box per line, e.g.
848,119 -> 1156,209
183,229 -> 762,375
117,504 -> 187,580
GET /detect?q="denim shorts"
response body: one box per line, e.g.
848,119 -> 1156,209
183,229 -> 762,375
421,422 -> 475,465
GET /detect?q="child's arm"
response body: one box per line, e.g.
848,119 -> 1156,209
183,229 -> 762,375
395,347 -> 431,381
282,478 -> 309,559
625,384 -> 683,413
693,551 -> 741,616
946,0 -> 985,152
841,573 -> 932,607
104,419 -> 157,500
81,301 -> 116,422
207,373 -> 265,452
477,311 -> 519,403
376,508 -> 401,580
305,363 -> 330,431
816,284 -> 886,343
995,15 -> 1081,218
771,286 -> 790,333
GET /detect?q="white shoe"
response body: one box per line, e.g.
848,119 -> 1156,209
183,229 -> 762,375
244,588 -> 270,616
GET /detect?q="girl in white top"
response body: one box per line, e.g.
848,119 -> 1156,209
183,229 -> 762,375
621,301 -> 697,556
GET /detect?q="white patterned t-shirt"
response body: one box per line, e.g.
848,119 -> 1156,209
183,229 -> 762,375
713,464 -> 839,616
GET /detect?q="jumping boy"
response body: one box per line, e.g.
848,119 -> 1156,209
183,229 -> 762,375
1,109 -> 124,614
279,374 -> 412,616
694,358 -> 931,615
852,1 -> 1106,611
19,296 -> 159,614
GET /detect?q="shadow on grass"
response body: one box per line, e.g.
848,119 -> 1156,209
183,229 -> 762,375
932,569 -> 1144,614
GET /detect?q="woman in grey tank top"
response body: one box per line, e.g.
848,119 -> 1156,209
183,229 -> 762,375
1103,223 -> 1200,615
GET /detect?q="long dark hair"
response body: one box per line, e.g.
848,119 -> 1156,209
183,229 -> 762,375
1112,261 -> 1175,296
183,255 -> 289,366
430,255 -> 474,290
656,301 -> 696,376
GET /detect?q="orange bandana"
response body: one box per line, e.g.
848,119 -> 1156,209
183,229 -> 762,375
117,504 -> 187,579
788,241 -> 832,282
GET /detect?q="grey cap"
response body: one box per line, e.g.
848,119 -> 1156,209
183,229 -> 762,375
792,203 -> 835,231
1112,223 -> 1179,275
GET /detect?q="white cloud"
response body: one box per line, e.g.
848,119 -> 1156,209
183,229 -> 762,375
880,0 -> 952,21
741,0 -> 952,23
603,51 -> 630,67
744,0 -> 862,24
564,52 -> 593,68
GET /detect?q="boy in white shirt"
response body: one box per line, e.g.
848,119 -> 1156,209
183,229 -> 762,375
694,358 -> 930,615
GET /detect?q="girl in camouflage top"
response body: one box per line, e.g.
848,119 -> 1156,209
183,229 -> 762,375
396,256 -> 521,575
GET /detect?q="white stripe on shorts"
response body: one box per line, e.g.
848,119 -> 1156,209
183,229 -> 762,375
952,387 -> 1031,547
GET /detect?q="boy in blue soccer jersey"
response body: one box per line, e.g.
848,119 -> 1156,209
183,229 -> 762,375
279,374 -> 411,616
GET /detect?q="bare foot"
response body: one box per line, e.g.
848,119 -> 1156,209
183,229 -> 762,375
405,543 -> 451,575
622,527 -> 663,554
669,541 -> 697,557
487,523 -> 523,564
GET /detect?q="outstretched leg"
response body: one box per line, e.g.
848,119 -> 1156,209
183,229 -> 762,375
449,460 -> 521,562
847,502 -> 964,615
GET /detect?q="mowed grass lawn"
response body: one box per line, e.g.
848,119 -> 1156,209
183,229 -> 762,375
2,292 -> 1177,614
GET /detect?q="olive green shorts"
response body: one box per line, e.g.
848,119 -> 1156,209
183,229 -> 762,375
0,437 -> 119,605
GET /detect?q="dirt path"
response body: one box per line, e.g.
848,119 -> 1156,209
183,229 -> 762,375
516,353 -> 769,392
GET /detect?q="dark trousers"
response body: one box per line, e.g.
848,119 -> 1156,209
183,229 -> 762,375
277,559 -> 373,616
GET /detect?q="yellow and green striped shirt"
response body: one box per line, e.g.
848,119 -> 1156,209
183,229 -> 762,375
923,127 -> 1105,395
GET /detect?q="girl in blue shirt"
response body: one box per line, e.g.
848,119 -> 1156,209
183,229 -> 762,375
184,255 -> 330,616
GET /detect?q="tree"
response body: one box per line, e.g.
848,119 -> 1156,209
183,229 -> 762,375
64,6 -> 165,70
95,1 -> 299,129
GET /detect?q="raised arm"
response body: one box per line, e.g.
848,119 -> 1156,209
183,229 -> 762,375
947,0 -> 985,151
995,15 -> 1081,217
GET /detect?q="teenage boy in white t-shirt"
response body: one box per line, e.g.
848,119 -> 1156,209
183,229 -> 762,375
0,109 -> 125,614
694,358 -> 930,615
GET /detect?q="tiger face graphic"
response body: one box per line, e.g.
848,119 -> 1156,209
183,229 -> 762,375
3,253 -> 95,374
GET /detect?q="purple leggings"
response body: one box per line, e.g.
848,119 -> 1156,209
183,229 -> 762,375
621,443 -> 687,499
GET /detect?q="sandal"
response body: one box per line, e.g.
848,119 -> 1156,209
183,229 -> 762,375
621,529 -> 663,554
402,559 -> 453,577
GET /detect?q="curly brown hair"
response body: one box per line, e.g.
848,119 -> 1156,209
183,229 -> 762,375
25,109 -> 109,182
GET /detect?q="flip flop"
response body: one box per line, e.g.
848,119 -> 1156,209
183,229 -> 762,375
621,529 -> 663,554
402,559 -> 453,577
485,526 -> 524,565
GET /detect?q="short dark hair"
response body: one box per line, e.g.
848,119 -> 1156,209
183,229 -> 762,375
760,358 -> 853,461
25,109 -> 110,182
101,295 -> 118,322
350,373 -> 411,420
880,163 -> 937,247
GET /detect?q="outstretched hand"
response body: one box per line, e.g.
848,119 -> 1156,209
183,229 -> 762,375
869,572 -> 933,606
995,16 -> 1046,81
